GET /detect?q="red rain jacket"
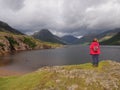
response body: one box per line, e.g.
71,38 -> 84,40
90,42 -> 100,55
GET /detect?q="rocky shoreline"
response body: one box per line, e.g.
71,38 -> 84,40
35,60 -> 120,90
0,32 -> 61,66
0,35 -> 51,55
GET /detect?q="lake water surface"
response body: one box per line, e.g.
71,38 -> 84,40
0,45 -> 120,72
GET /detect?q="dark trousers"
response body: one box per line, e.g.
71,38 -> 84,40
91,54 -> 99,65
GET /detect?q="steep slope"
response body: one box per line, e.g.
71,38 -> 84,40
74,34 -> 97,45
32,29 -> 66,44
98,28 -> 120,41
75,28 -> 120,45
100,32 -> 120,45
0,21 -> 23,35
0,61 -> 120,90
0,32 -> 60,56
0,22 -> 61,56
61,35 -> 79,44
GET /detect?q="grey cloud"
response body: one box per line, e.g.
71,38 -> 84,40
61,0 -> 120,35
0,0 -> 25,11
0,0 -> 120,36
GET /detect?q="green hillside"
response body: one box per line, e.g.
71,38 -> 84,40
0,32 -> 61,65
0,32 -> 61,55
0,21 -> 62,65
75,29 -> 120,45
100,32 -> 120,45
0,21 -> 23,35
0,60 -> 119,90
0,21 -> 61,55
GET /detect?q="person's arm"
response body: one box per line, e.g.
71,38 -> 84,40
89,43 -> 93,55
90,43 -> 93,49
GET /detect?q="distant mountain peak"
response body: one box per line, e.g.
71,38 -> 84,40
74,28 -> 120,45
32,29 -> 66,44
61,35 -> 79,44
39,29 -> 53,35
62,35 -> 77,37
39,29 -> 52,33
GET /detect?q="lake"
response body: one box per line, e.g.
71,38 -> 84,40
0,45 -> 120,72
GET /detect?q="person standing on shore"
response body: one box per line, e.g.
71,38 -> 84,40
90,38 -> 100,67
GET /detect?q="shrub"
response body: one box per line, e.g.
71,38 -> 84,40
6,37 -> 18,46
0,42 -> 5,47
23,37 -> 36,48
42,44 -> 51,49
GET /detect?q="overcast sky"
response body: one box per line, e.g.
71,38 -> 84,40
0,0 -> 120,36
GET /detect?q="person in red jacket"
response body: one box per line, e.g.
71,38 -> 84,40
90,38 -> 100,67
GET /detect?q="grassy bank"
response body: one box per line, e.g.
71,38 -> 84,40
0,60 -> 120,90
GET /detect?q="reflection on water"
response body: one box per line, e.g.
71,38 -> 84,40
0,56 -> 13,65
0,45 -> 120,71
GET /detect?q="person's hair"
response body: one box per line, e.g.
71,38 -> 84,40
92,38 -> 98,42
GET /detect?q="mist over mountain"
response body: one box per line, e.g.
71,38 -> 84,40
75,28 -> 120,45
61,35 -> 79,44
0,20 -> 120,45
32,29 -> 66,44
32,28 -> 120,45
0,20 -> 62,55
0,0 -> 120,36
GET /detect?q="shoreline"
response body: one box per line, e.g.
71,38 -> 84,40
0,60 -> 120,90
0,69 -> 26,77
0,45 -> 64,76
0,60 -> 119,77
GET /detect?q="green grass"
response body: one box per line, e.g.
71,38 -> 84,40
0,71 -> 58,90
6,37 -> 19,46
0,61 -> 117,90
100,32 -> 120,45
0,32 -> 61,50
62,60 -> 109,71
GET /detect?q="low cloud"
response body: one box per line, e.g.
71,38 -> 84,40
0,0 -> 25,11
0,0 -> 120,36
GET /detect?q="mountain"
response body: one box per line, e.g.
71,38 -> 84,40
75,28 -> 120,45
74,34 -> 96,45
97,28 -> 120,41
0,31 -> 61,56
32,29 -> 66,44
100,32 -> 120,45
0,21 -> 23,35
0,21 -> 61,56
61,35 -> 79,44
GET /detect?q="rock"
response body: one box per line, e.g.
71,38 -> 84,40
36,61 -> 120,90
0,34 -> 54,55
67,84 -> 78,90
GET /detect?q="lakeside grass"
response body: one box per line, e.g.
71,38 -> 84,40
0,60 -> 119,90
